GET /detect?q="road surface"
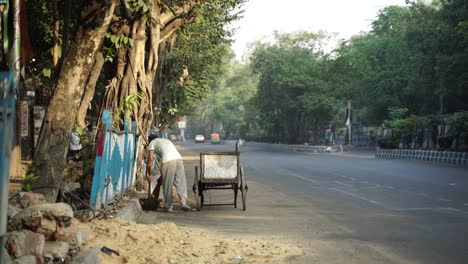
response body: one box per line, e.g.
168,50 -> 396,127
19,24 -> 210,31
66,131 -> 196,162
138,142 -> 468,263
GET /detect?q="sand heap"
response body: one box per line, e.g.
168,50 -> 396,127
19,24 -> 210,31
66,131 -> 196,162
87,219 -> 303,264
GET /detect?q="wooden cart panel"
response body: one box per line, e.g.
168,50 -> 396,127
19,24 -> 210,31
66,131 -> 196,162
194,151 -> 247,210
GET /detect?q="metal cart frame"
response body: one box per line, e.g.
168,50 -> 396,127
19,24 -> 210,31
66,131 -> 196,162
192,152 -> 247,210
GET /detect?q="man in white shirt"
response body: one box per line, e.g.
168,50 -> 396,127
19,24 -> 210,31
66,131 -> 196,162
146,134 -> 191,212
68,131 -> 83,160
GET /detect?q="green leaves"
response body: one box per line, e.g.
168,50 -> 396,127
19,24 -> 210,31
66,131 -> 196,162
105,33 -> 134,49
42,68 -> 51,78
102,33 -> 135,63
127,0 -> 150,16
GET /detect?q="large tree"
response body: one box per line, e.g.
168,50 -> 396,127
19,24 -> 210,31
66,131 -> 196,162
30,0 -> 245,201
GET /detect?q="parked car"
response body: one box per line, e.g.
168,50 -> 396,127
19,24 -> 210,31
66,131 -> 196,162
195,134 -> 205,143
210,133 -> 220,144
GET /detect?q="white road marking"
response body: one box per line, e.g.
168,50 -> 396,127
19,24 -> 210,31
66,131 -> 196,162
330,188 -> 386,207
464,203 -> 468,206
449,183 -> 456,186
330,189 -> 468,216
438,198 -> 452,202
392,207 -> 433,211
334,181 -> 353,187
360,181 -> 369,184
287,171 -> 319,184
387,186 -> 394,189
441,207 -> 468,215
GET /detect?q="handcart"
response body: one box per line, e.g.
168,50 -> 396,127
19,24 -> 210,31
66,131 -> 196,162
192,152 -> 247,210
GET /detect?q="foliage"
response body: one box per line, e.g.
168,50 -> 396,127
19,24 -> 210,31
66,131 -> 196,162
378,137 -> 400,149
156,0 -> 246,127
248,31 -> 337,144
127,0 -> 151,15
190,62 -> 257,138
22,173 -> 39,192
102,33 -> 134,62
110,93 -> 144,131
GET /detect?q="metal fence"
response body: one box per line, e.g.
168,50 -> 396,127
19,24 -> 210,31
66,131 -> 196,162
376,148 -> 468,166
0,73 -> 15,258
90,110 -> 139,210
243,141 -> 330,153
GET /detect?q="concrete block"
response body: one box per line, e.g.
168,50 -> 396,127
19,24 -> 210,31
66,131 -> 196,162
115,198 -> 142,222
17,192 -> 46,209
63,182 -> 81,192
43,241 -> 70,260
12,255 -> 37,264
8,204 -> 21,224
11,203 -> 74,231
70,246 -> 100,264
5,230 -> 45,258
2,247 -> 13,264
36,218 -> 57,240
55,219 -> 79,247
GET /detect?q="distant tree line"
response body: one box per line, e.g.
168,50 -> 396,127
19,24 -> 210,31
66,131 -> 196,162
194,0 -> 468,147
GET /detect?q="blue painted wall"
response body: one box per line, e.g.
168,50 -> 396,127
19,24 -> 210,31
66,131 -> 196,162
90,110 -> 138,210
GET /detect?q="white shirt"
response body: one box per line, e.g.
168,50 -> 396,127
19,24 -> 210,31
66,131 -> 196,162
148,138 -> 182,163
69,132 -> 82,151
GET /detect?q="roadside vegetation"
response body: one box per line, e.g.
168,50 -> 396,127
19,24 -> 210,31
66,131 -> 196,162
190,0 -> 468,148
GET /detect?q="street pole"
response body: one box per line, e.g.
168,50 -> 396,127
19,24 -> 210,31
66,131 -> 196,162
347,100 -> 352,145
1,0 -> 20,261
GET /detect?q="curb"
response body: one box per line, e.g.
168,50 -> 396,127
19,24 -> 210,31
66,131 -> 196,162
115,198 -> 143,222
375,149 -> 468,167
243,142 -> 330,154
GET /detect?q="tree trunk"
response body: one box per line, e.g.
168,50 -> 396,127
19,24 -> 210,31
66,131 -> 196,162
313,120 -> 319,145
32,1 -> 116,202
76,52 -> 105,129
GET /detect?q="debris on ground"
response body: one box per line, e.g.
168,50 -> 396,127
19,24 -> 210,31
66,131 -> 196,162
3,193 -> 92,263
86,218 -> 304,264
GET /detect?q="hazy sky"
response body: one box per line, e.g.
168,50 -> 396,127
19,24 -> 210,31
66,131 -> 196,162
231,0 -> 407,60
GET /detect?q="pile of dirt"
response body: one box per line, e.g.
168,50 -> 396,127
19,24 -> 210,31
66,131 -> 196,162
86,219 -> 303,263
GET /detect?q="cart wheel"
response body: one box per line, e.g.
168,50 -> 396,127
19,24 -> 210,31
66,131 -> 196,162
234,183 -> 239,208
193,166 -> 201,211
240,166 -> 247,211
200,186 -> 205,208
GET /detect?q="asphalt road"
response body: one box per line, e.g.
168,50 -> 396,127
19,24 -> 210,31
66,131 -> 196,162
138,141 -> 468,264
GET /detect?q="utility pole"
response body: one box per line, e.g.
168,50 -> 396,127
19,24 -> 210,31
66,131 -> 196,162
346,100 -> 352,145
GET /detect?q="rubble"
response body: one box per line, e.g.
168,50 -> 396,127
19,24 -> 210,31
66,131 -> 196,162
17,192 -> 46,209
43,241 -> 70,260
4,194 -> 92,263
2,247 -> 13,264
11,255 -> 38,264
5,230 -> 44,258
10,203 -> 74,231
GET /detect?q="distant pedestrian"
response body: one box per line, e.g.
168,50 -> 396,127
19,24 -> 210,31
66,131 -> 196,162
146,134 -> 191,212
68,130 -> 82,160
